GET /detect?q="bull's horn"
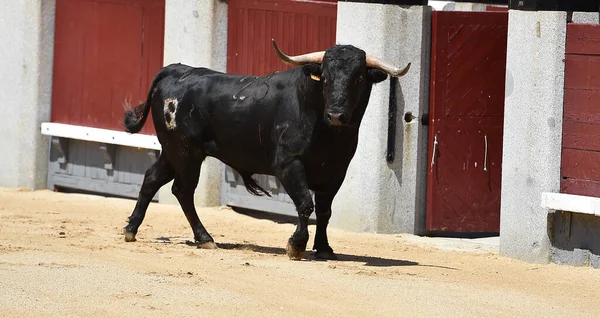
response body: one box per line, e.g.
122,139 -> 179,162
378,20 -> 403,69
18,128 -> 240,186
272,39 -> 325,66
366,56 -> 411,77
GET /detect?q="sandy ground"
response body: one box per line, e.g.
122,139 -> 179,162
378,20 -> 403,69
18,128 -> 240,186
1,188 -> 599,318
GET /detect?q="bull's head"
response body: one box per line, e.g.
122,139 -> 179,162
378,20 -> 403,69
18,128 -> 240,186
272,39 -> 410,127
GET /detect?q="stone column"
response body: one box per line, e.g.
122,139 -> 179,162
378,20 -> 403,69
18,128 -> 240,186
454,2 -> 488,11
159,0 -> 228,207
571,12 -> 598,24
331,2 -> 431,234
0,0 -> 55,189
499,10 -> 567,263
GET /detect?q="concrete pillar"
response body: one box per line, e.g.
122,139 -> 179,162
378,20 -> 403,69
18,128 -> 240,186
429,1 -> 455,11
453,2 -> 487,11
499,10 -> 567,263
0,0 -> 55,189
571,12 -> 598,24
159,0 -> 228,207
331,3 -> 431,234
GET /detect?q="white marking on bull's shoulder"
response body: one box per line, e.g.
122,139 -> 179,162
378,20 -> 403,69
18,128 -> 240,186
164,98 -> 178,130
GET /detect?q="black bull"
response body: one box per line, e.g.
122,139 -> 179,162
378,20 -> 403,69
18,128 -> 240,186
122,40 -> 410,260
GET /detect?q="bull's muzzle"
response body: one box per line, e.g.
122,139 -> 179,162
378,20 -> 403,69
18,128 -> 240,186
325,112 -> 348,126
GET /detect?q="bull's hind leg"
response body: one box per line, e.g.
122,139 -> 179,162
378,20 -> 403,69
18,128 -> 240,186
171,160 -> 216,249
124,154 -> 175,242
276,159 -> 314,260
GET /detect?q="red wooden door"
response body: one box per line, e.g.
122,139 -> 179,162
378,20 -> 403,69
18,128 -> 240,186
51,0 -> 165,135
561,24 -> 600,197
426,11 -> 508,233
227,0 -> 337,76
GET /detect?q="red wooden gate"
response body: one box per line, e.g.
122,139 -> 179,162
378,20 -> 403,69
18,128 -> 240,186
426,11 -> 509,233
51,0 -> 165,135
561,24 -> 600,197
227,0 -> 337,76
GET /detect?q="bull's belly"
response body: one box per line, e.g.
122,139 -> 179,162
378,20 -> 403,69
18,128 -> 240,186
207,143 -> 275,175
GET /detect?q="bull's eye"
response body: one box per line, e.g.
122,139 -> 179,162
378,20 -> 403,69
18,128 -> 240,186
356,76 -> 364,83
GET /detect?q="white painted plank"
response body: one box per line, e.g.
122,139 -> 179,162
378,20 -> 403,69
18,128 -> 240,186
541,192 -> 600,217
41,122 -> 161,150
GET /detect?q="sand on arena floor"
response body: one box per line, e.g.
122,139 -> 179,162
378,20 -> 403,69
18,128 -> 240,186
1,188 -> 599,317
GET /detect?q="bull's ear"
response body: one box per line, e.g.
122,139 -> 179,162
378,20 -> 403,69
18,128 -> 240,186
367,68 -> 388,83
302,64 -> 322,82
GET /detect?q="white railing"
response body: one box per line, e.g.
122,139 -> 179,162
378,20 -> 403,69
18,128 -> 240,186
541,192 -> 600,217
41,122 -> 161,150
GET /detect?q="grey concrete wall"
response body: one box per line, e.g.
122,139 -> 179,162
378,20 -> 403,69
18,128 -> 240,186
499,10 -> 567,264
159,0 -> 228,207
331,3 -> 431,234
162,0 -> 227,71
551,211 -> 600,269
0,0 -> 55,190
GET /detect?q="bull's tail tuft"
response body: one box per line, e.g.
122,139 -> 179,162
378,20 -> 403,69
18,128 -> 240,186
241,175 -> 272,197
123,101 -> 147,133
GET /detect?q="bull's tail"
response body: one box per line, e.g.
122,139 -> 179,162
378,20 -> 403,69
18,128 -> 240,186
123,68 -> 170,134
241,175 -> 272,197
123,101 -> 147,133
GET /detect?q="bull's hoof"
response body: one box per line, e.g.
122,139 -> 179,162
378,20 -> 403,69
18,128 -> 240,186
123,230 -> 137,242
315,250 -> 338,260
197,241 -> 217,249
286,240 -> 305,261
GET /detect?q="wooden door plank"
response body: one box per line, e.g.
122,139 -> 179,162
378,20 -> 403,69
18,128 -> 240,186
561,178 -> 600,197
564,55 -> 600,91
563,120 -> 600,151
138,3 -> 165,135
426,11 -> 443,232
561,148 -> 600,181
564,89 -> 600,125
566,24 -> 600,55
51,0 -> 88,125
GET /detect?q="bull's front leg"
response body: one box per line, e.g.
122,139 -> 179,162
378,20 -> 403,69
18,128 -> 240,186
313,192 -> 337,260
276,159 -> 313,260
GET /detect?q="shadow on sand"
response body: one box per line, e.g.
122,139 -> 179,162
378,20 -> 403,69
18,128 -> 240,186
150,237 -> 456,269
152,206 -> 458,270
217,242 -> 457,269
